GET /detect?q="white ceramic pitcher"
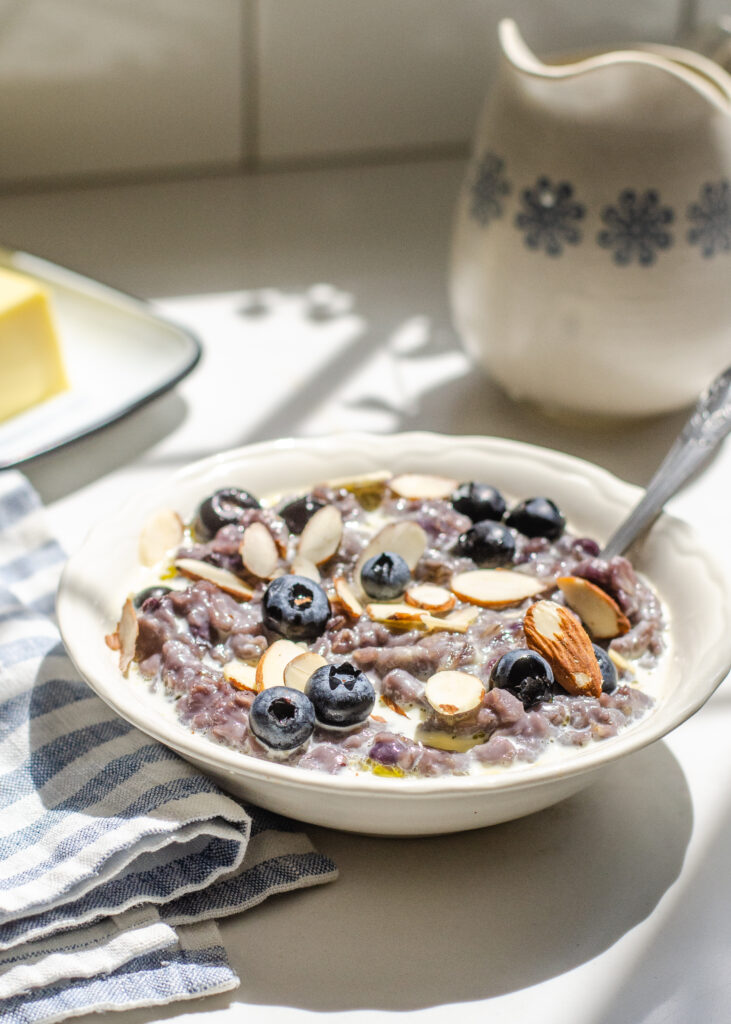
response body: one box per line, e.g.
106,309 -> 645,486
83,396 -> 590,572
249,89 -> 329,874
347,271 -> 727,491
449,20 -> 731,418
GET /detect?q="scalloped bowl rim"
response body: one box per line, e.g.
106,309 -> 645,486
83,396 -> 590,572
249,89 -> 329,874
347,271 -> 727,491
58,432 -> 731,808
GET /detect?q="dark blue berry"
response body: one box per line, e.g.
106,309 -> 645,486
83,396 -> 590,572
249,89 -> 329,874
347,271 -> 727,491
505,497 -> 565,540
305,661 -> 376,727
249,686 -> 315,750
456,520 -> 515,567
197,487 -> 260,538
133,585 -> 172,609
262,574 -> 331,641
279,494 -> 326,535
490,648 -> 554,709
360,551 -> 410,600
451,482 -> 506,523
593,644 -> 618,694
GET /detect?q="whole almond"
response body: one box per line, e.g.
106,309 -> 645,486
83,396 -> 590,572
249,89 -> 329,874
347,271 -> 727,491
524,599 -> 602,698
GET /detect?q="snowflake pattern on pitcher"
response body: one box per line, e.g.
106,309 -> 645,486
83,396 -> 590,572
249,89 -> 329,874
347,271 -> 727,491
597,189 -> 674,266
687,180 -> 731,257
469,151 -> 511,225
514,177 -> 585,256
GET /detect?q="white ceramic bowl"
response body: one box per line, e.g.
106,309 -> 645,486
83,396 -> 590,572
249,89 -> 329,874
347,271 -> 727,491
57,433 -> 731,836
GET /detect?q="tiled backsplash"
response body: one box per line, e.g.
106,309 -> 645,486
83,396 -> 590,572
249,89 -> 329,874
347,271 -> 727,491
0,0 -> 726,188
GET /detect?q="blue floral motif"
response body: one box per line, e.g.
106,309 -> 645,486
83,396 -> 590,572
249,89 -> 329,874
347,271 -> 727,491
687,180 -> 731,257
598,189 -> 674,266
514,177 -> 585,256
469,151 -> 511,225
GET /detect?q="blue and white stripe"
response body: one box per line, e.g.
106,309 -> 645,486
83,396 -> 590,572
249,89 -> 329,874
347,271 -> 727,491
0,471 -> 337,1023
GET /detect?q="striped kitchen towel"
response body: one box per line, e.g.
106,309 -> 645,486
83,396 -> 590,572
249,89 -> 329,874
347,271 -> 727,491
0,470 -> 337,1023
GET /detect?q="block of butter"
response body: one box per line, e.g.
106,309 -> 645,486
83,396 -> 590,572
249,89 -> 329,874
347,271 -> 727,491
0,266 -> 69,423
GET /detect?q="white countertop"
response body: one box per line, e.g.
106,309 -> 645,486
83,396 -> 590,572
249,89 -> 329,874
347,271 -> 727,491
2,160 -> 730,1024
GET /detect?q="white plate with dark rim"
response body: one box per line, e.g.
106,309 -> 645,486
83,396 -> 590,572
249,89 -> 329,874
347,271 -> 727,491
0,247 -> 201,468
57,432 -> 731,836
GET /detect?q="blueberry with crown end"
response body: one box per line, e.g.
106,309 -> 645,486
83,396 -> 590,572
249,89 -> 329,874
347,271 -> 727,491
360,551 -> 410,600
505,497 -> 565,540
249,686 -> 315,750
451,482 -> 506,523
262,574 -> 331,641
456,520 -> 515,567
280,494 -> 326,535
197,487 -> 260,538
490,648 -> 554,709
593,644 -> 618,694
305,662 -> 376,727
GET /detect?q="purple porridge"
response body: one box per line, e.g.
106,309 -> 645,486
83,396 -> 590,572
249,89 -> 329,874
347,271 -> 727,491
110,472 -> 663,777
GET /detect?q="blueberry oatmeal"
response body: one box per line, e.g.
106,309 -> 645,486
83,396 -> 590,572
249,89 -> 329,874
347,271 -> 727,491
107,471 -> 664,777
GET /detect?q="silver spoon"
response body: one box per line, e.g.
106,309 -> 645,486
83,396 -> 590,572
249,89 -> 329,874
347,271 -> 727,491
601,365 -> 731,559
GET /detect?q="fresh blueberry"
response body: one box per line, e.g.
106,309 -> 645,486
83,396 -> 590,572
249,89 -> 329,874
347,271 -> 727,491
249,686 -> 315,750
305,661 -> 376,727
456,520 -> 516,567
132,585 -> 172,609
451,482 -> 506,523
505,497 -> 565,541
279,494 -> 326,535
360,551 -> 411,599
197,487 -> 260,538
490,648 -> 555,709
593,644 -> 618,694
262,574 -> 331,641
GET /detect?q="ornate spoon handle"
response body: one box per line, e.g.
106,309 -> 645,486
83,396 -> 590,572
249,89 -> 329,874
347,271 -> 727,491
601,365 -> 731,559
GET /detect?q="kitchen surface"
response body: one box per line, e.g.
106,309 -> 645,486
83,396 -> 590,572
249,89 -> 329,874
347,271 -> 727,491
1,2 -> 731,1022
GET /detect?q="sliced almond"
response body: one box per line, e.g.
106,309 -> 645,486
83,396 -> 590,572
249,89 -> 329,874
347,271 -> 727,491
240,522 -> 280,579
414,725 -> 487,753
353,520 -> 428,591
297,504 -> 343,565
405,583 -> 456,613
118,597 -> 138,676
451,569 -> 546,608
366,602 -> 426,626
138,509 -> 184,567
424,670 -> 485,718
420,607 -> 479,634
223,661 -> 258,691
290,555 -> 321,583
557,576 -> 631,639
255,639 -> 305,691
389,474 -> 458,500
524,599 -> 602,698
174,559 -> 254,601
283,651 -> 328,692
333,576 -> 364,619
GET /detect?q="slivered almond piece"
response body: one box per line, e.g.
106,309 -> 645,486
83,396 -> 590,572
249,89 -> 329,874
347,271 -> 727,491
240,522 -> 279,579
283,651 -> 328,692
557,576 -> 631,639
223,661 -> 258,691
353,520 -> 428,591
405,583 -> 456,613
420,608 -> 479,634
415,725 -> 486,753
118,597 -> 138,675
608,648 -> 635,676
381,695 -> 410,718
524,599 -> 602,698
139,509 -> 183,567
290,555 -> 321,583
175,559 -> 254,601
389,474 -> 458,500
298,504 -> 343,565
451,569 -> 546,608
424,670 -> 484,719
366,602 -> 426,626
333,576 -> 363,619
255,639 -> 305,691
